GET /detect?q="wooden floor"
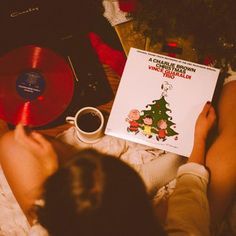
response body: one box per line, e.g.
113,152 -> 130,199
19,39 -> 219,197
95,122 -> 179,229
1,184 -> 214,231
40,64 -> 121,137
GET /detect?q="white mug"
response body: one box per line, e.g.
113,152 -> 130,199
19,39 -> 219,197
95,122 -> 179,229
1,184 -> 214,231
66,107 -> 104,143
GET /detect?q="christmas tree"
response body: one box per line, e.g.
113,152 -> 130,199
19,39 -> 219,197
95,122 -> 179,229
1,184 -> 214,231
139,95 -> 178,137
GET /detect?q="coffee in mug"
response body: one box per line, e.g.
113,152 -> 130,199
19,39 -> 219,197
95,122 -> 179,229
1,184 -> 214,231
66,107 -> 104,143
76,112 -> 101,133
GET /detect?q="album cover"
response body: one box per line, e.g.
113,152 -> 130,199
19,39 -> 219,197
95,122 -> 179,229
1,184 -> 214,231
105,48 -> 220,157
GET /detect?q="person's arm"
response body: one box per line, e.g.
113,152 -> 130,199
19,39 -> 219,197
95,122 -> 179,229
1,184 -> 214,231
0,124 -> 74,224
188,101 -> 216,165
165,102 -> 216,236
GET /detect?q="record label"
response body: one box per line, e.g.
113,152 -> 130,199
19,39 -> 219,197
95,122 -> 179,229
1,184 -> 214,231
16,70 -> 45,100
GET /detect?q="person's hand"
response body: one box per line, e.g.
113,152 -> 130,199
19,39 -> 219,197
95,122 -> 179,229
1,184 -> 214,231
14,124 -> 58,176
194,102 -> 216,142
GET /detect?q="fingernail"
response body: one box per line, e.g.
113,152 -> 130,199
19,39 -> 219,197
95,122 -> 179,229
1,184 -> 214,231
206,101 -> 211,104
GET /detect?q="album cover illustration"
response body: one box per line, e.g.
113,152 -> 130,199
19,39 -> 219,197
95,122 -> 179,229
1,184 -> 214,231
105,47 -> 220,157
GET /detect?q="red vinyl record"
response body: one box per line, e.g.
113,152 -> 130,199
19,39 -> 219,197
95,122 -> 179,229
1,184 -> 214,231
0,45 -> 74,127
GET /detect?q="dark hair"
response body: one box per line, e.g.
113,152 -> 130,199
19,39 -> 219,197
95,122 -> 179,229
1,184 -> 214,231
144,115 -> 153,119
37,149 -> 165,236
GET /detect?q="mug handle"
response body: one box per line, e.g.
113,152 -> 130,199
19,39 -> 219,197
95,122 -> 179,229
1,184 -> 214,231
65,116 -> 76,125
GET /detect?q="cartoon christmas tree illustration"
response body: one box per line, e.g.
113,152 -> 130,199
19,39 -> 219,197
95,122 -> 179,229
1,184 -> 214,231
138,82 -> 178,140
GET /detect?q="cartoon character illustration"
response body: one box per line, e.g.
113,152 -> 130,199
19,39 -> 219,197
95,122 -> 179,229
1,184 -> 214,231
126,109 -> 140,134
155,119 -> 168,141
136,81 -> 178,142
141,115 -> 153,138
161,81 -> 172,97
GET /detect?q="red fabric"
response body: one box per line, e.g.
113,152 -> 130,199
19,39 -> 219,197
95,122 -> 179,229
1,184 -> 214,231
88,1 -> 137,76
118,0 -> 137,12
89,32 -> 126,76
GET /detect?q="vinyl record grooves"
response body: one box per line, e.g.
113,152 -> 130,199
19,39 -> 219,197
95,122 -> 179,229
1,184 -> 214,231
0,45 -> 74,127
